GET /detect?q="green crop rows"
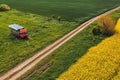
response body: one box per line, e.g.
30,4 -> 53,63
0,0 -> 120,22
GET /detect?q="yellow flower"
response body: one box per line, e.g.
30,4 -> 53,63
57,33 -> 120,80
115,19 -> 120,33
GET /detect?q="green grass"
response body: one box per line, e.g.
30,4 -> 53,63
0,10 -> 78,75
25,9 -> 120,80
0,0 -> 120,22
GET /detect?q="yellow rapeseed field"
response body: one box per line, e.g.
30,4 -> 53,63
57,32 -> 120,80
115,19 -> 120,33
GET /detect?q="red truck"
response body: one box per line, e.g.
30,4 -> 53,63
9,24 -> 28,39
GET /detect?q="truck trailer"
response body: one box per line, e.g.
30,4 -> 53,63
9,24 -> 28,39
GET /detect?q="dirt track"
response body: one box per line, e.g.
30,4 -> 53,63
0,6 -> 120,80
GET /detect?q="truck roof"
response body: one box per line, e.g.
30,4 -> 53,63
9,24 -> 24,31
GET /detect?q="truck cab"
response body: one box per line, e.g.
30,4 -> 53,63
9,24 -> 28,39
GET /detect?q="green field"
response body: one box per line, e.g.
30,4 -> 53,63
0,0 -> 120,79
0,10 -> 78,74
0,0 -> 120,22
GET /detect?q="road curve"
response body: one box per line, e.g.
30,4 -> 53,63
0,6 -> 120,80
